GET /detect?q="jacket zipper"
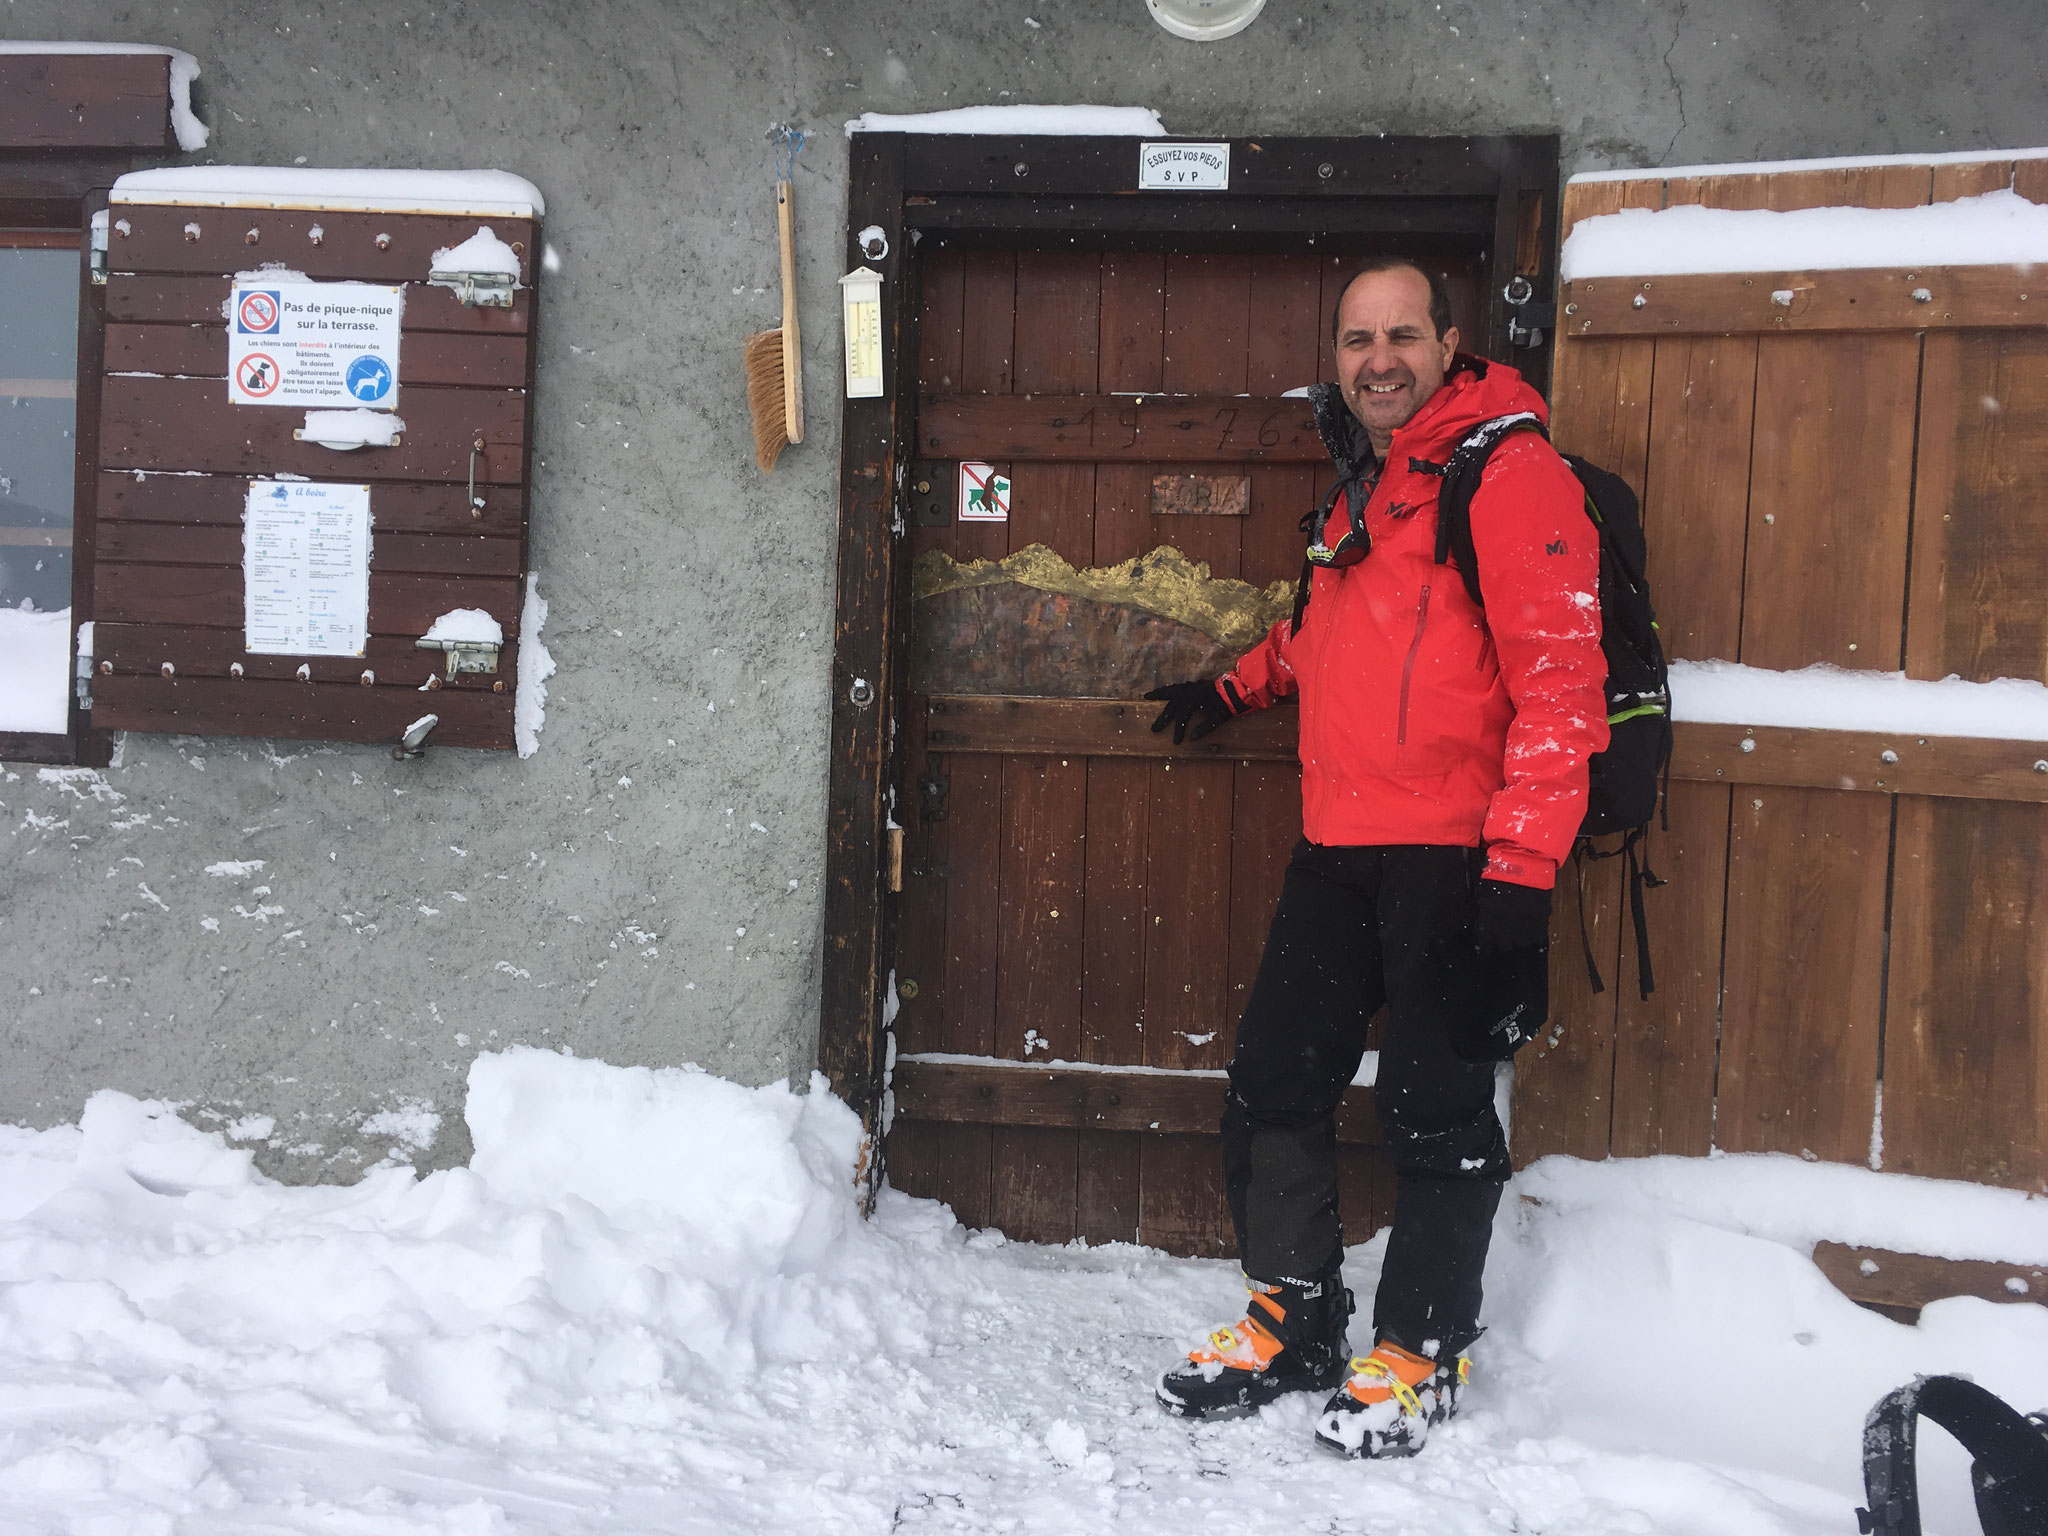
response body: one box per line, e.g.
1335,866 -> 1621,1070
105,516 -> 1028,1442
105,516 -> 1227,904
1397,584 -> 1431,746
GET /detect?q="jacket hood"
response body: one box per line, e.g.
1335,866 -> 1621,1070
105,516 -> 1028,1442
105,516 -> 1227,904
1307,355 -> 1550,475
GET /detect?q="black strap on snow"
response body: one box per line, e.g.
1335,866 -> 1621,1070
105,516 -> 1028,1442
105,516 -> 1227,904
1858,1375 -> 2048,1536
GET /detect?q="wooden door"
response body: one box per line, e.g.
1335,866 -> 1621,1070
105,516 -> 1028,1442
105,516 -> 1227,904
887,247 -> 1488,1252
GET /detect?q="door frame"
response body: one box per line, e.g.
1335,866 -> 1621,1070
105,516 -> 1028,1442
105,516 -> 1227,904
819,132 -> 1562,1200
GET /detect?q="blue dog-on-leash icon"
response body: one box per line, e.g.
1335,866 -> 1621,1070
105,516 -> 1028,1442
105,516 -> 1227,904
345,355 -> 393,402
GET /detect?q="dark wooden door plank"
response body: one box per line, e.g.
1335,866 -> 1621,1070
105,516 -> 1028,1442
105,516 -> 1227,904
1717,786 -> 1889,1162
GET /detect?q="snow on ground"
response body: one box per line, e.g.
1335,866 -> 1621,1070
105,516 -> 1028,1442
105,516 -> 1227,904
0,606 -> 71,735
3,1048 -> 2044,1536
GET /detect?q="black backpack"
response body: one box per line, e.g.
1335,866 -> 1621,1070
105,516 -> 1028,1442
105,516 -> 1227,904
1858,1376 -> 2048,1536
1431,413 -> 1673,999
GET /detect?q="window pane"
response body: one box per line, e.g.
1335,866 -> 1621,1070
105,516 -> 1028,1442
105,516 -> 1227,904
0,242 -> 79,734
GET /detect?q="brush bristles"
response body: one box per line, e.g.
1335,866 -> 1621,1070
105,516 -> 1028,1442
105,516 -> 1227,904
744,328 -> 789,472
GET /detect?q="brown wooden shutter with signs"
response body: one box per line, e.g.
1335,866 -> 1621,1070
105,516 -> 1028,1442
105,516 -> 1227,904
87,177 -> 539,750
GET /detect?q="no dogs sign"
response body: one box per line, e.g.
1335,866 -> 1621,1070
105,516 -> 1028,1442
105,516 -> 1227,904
958,462 -> 1011,523
228,280 -> 404,408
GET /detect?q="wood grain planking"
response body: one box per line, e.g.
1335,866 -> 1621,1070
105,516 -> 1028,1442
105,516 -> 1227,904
1246,253 -> 1324,394
939,754 -> 1003,1057
1881,797 -> 2048,1190
918,393 -> 1324,464
97,471 -> 524,537
1159,254 -> 1250,577
995,755 -> 1086,1061
887,1119 -> 995,1231
1009,253 -> 1101,564
1226,761 -> 1301,1035
989,1125 -> 1079,1245
97,522 -> 519,578
1761,164 -> 1929,212
1674,722 -> 2048,804
1337,1144 -> 1395,1248
891,712 -> 948,1056
955,251 -> 1017,564
1138,1134 -> 1235,1258
1082,758 -> 1150,1066
926,693 -> 1292,762
1932,161 -> 2014,201
1143,759 -> 1235,1071
108,208 -> 536,286
105,322 -> 530,389
92,674 -> 509,748
1643,335 -> 1757,661
1511,852 -> 1624,1165
105,273 -> 533,335
93,623 -> 512,690
2017,161 -> 2048,205
1740,332 -> 1918,671
94,564 -> 519,637
1095,254 -> 1167,564
1661,173 -> 1770,211
1906,330 -> 2048,685
1076,1128 -> 1142,1245
1814,1242 -> 2048,1314
1013,251 -> 1101,392
0,53 -> 171,150
1238,255 -> 1320,589
1564,267 -> 2048,338
893,1059 -> 1378,1143
1100,251 -> 1166,393
1080,249 -> 1159,1248
100,376 -> 527,484
1716,787 -> 1889,1162
887,249 -> 977,1231
1609,782 -> 1731,1158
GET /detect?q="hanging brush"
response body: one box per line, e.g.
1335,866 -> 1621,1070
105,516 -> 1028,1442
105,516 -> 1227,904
745,125 -> 806,472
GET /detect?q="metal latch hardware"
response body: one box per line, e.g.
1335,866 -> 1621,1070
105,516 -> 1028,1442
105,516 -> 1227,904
414,638 -> 501,678
908,462 -> 952,527
1501,275 -> 1556,350
430,269 -> 516,308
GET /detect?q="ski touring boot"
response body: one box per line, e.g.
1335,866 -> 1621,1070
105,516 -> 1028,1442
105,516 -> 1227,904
1312,1338 -> 1469,1458
1156,1271 -> 1352,1421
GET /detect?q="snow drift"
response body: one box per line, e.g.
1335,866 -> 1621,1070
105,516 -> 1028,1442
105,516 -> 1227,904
1,1049 -> 2043,1534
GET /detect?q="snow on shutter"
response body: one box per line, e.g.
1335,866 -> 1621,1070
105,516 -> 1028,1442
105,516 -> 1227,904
88,169 -> 542,751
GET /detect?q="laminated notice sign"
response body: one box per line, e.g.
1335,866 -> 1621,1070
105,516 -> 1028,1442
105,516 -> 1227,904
1138,142 -> 1230,190
229,281 -> 403,408
244,480 -> 372,657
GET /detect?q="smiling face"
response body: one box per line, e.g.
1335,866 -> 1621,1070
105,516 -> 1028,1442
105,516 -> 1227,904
1332,266 -> 1459,454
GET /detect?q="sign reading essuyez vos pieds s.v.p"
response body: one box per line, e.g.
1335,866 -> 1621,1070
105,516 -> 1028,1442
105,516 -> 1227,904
228,282 -> 404,409
1138,142 -> 1230,190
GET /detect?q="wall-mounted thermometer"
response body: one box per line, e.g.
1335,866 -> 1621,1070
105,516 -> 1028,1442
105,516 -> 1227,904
839,266 -> 884,399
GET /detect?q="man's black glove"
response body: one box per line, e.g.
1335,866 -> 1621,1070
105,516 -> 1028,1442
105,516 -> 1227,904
1442,877 -> 1552,1063
1472,878 -> 1552,954
1144,678 -> 1245,744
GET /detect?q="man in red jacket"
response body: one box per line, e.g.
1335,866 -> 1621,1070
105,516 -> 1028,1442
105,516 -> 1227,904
1148,258 -> 1607,1458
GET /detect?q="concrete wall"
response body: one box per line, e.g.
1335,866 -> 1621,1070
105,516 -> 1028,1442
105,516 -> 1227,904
4,0 -> 2043,1179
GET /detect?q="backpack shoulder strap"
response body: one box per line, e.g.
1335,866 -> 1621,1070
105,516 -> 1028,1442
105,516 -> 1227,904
1432,413 -> 1548,609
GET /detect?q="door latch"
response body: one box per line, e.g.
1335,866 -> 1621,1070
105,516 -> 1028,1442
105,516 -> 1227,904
415,638 -> 501,678
1502,275 -> 1557,350
908,462 -> 952,527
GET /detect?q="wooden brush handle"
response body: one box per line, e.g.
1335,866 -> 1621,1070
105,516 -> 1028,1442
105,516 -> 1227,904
778,179 -> 803,445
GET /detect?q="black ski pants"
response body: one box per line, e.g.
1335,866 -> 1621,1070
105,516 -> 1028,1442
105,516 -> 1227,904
1222,841 -> 1508,1357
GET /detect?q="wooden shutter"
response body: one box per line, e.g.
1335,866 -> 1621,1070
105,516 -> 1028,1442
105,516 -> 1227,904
87,182 -> 539,750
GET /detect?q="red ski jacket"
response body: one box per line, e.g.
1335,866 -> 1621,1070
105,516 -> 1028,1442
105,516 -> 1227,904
1224,358 -> 1608,890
